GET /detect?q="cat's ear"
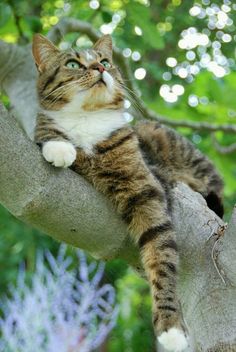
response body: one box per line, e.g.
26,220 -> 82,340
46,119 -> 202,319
32,34 -> 59,73
93,35 -> 113,60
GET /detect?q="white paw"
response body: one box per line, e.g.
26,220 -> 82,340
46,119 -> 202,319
42,141 -> 76,168
158,328 -> 188,352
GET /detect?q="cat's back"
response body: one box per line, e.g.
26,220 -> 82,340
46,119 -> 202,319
135,120 -> 224,217
135,120 -> 198,169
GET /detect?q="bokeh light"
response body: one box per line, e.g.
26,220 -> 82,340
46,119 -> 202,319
160,0 -> 235,104
134,68 -> 147,80
89,0 -> 100,10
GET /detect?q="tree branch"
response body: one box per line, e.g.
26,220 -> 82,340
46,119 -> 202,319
0,40 -> 38,139
211,133 -> 236,154
1,102 -> 236,351
218,206 -> 236,285
47,17 -> 100,44
47,17 -> 236,135
0,103 -> 133,262
1,19 -> 236,351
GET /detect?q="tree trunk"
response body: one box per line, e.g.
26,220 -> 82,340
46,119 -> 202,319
0,37 -> 236,352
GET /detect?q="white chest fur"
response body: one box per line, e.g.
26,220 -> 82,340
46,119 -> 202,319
45,109 -> 127,154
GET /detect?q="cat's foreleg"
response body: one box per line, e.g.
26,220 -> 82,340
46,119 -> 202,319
34,115 -> 76,168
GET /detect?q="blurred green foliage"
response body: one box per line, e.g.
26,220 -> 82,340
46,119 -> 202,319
0,0 -> 235,350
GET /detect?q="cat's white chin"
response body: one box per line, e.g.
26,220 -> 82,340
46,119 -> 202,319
158,328 -> 188,352
102,71 -> 114,92
42,140 -> 76,168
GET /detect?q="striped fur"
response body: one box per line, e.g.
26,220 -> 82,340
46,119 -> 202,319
32,34 -> 224,345
69,128 -> 183,334
135,121 -> 224,218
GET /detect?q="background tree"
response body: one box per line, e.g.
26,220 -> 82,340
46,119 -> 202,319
0,1 -> 236,351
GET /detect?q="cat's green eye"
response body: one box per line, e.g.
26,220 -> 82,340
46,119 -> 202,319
101,60 -> 111,69
66,60 -> 80,69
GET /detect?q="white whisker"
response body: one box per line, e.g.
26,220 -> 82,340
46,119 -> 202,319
115,81 -> 145,116
42,79 -> 83,101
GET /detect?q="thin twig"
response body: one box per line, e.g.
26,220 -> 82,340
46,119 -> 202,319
211,236 -> 227,286
211,133 -> 236,154
208,224 -> 231,286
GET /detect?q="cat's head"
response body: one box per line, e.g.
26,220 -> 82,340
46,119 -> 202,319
32,34 -> 124,112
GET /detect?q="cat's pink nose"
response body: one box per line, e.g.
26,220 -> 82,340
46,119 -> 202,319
97,65 -> 105,73
92,64 -> 105,73
91,63 -> 105,73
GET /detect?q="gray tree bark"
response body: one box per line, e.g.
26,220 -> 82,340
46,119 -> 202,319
0,35 -> 236,352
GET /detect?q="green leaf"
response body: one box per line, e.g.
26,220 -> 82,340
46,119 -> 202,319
126,2 -> 164,49
0,4 -> 12,27
102,10 -> 112,23
25,16 -> 42,33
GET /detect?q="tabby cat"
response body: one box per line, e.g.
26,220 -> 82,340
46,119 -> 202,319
32,34 -> 223,351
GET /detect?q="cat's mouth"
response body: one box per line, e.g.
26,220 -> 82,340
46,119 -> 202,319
90,72 -> 114,92
92,78 -> 106,87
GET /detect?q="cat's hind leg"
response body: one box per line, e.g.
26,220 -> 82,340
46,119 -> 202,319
137,225 -> 188,351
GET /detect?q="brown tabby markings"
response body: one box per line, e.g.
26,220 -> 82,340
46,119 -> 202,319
68,127 -> 181,332
135,121 -> 224,217
33,36 -> 124,112
33,34 -> 224,340
35,114 -> 69,143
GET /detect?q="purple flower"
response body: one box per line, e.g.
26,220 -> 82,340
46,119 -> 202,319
0,245 -> 118,352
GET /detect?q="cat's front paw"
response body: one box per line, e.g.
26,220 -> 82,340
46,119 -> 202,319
42,141 -> 76,168
158,328 -> 188,352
